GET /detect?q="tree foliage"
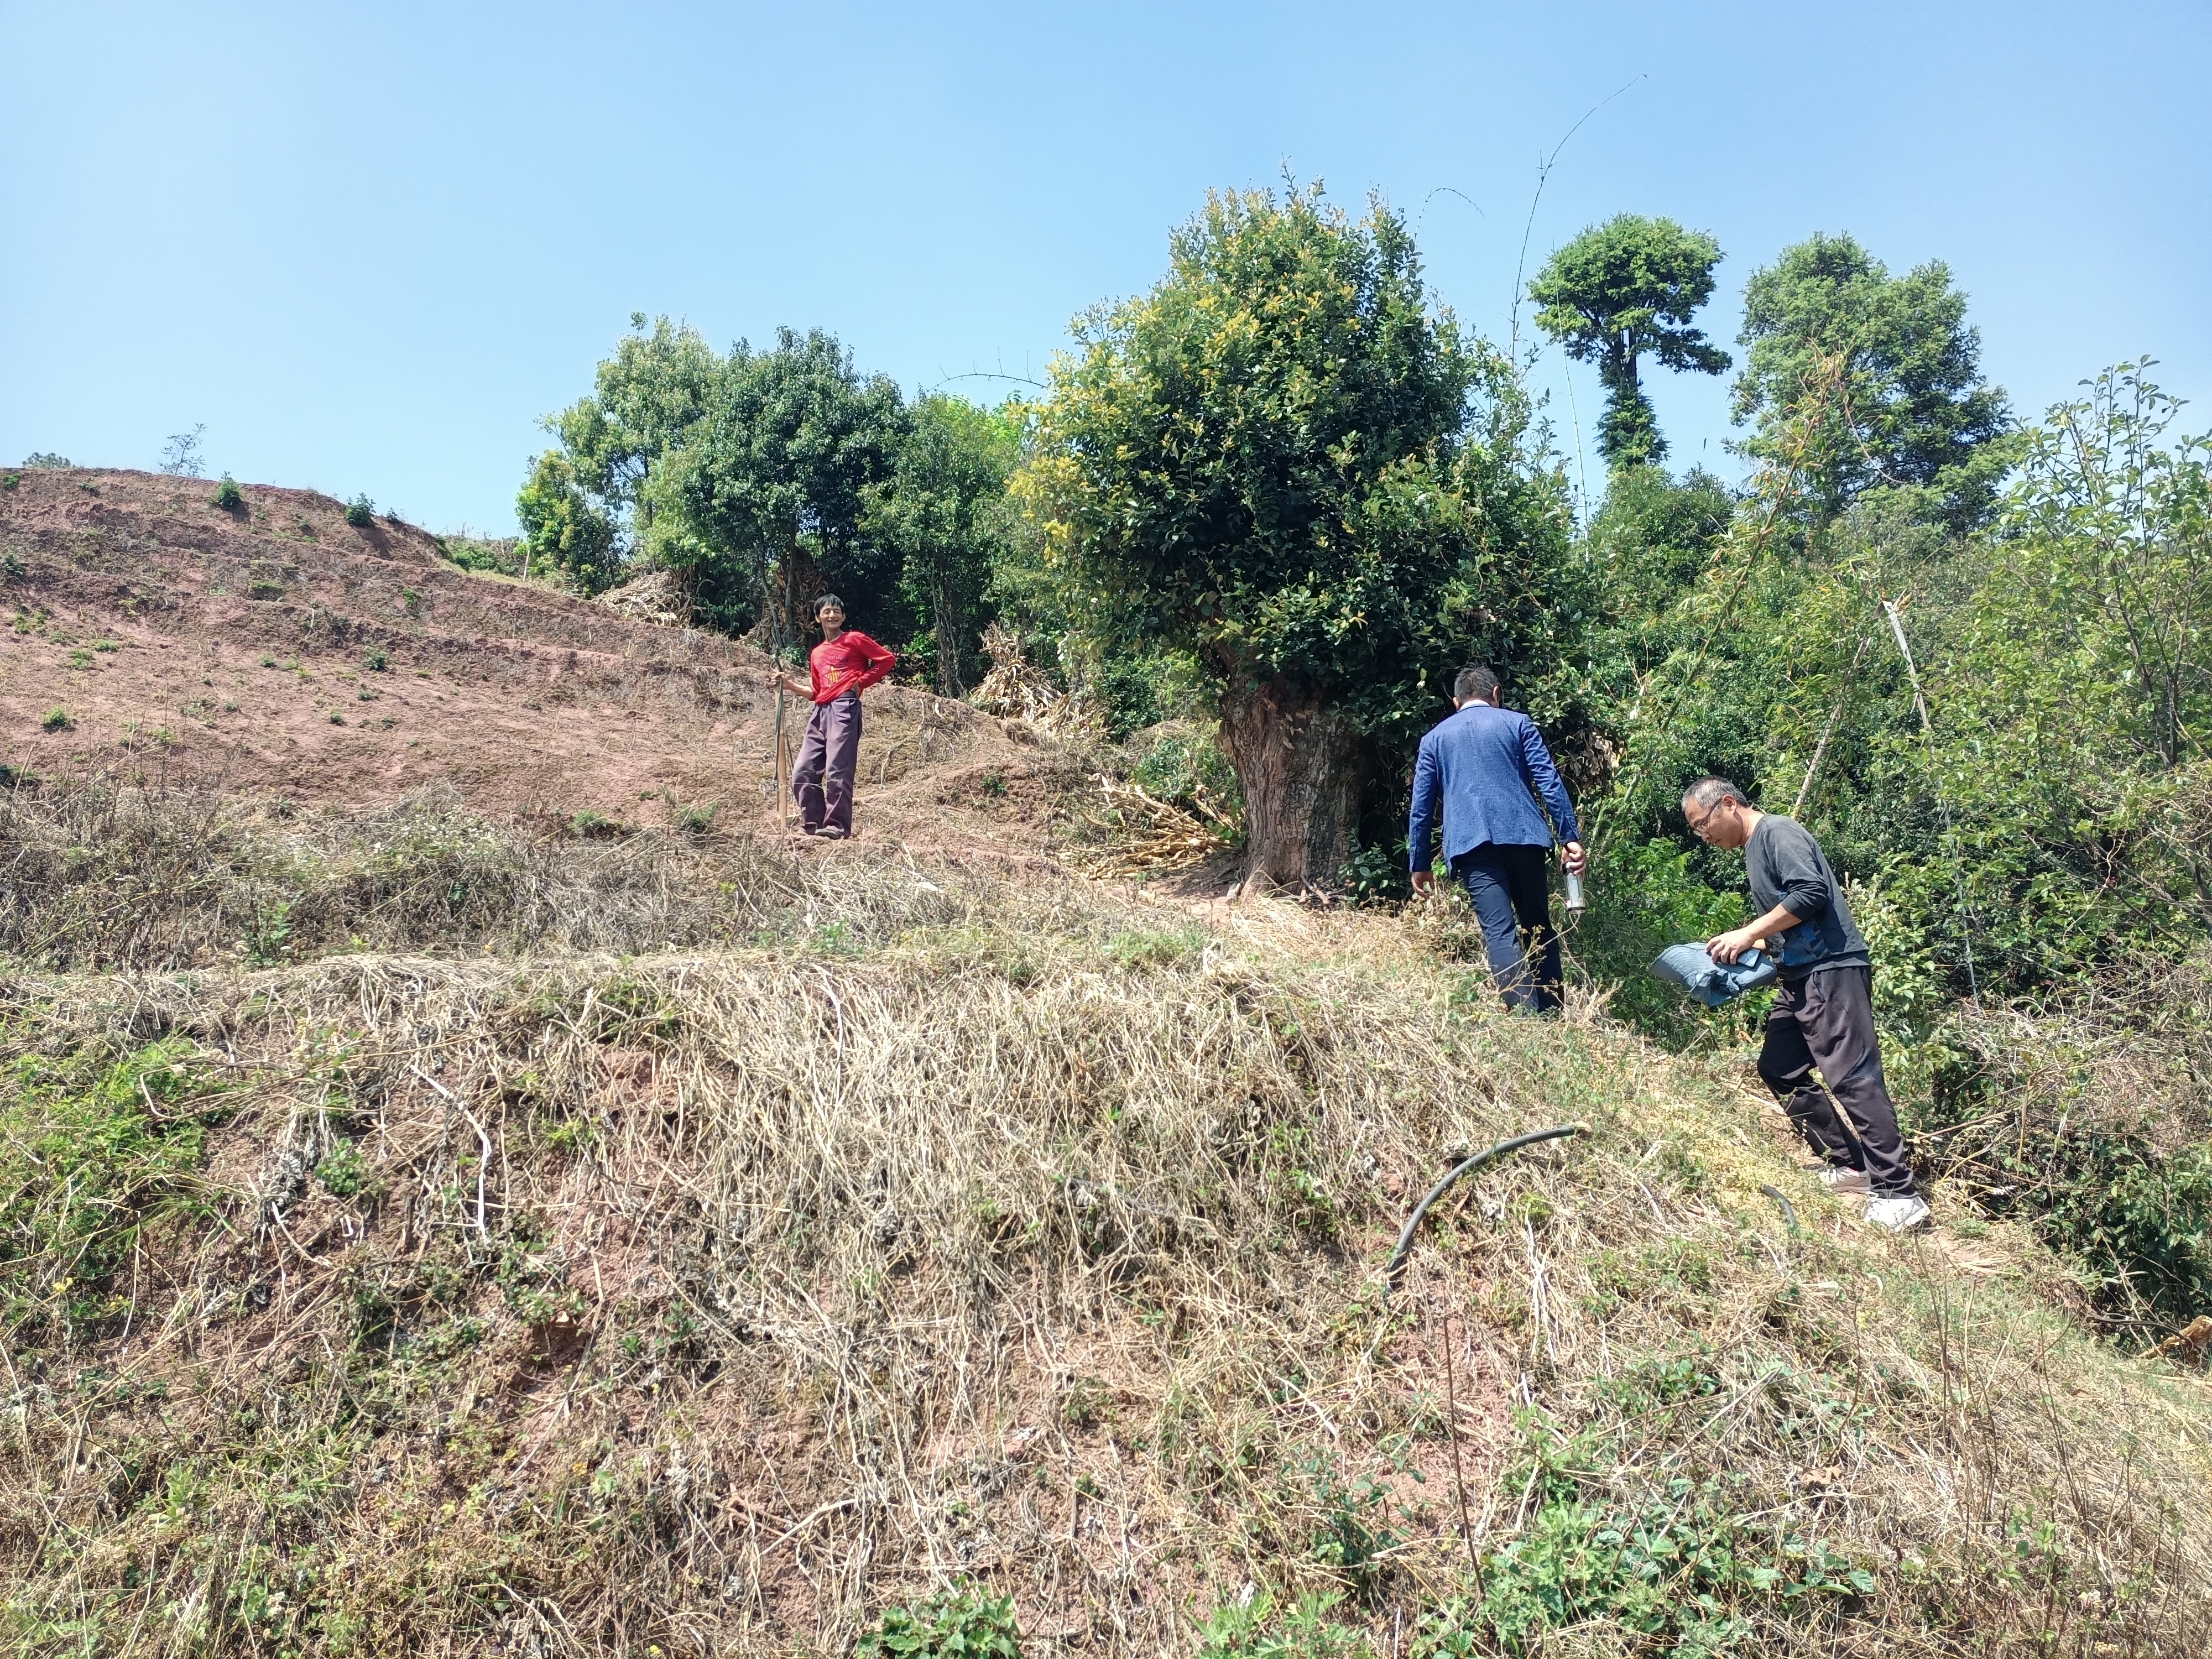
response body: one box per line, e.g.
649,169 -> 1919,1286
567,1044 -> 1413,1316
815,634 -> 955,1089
514,451 -> 621,593
517,314 -> 722,594
1023,182 -> 1575,882
1734,232 -> 2016,531
657,327 -> 908,640
554,315 -> 723,536
862,393 -> 1018,692
1529,215 -> 1729,469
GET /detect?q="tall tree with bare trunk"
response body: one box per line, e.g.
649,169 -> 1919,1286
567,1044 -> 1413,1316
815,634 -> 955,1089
1024,184 -> 1575,890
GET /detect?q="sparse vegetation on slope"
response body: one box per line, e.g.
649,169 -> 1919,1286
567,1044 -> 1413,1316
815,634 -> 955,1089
3,795 -> 2208,1657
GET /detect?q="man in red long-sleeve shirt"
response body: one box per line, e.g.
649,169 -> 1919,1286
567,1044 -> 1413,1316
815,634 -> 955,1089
769,594 -> 896,838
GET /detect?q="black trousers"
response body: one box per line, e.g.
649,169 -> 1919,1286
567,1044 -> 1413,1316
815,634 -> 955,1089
1758,966 -> 1917,1197
1451,843 -> 1561,1014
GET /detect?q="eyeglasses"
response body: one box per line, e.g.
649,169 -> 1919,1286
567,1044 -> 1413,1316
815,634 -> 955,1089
1684,803 -> 1718,841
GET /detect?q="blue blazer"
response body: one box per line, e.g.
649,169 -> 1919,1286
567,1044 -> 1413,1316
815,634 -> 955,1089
1407,702 -> 1580,872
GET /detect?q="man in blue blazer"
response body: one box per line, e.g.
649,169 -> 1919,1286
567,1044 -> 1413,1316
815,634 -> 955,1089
1407,665 -> 1588,1013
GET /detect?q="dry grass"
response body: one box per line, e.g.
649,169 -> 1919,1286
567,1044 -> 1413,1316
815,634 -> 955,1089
2,797 -> 2211,1657
0,775 -> 1088,971
1068,775 -> 1237,880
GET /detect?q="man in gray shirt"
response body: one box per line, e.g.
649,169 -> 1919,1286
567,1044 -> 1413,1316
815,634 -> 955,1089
1682,776 -> 1929,1232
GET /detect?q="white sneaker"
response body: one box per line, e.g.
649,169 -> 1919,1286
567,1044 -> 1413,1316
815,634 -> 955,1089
1818,1166 -> 1872,1197
1866,1194 -> 1932,1233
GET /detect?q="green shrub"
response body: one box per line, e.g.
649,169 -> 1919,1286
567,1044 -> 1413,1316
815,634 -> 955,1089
40,708 -> 74,732
1569,836 -> 1749,1049
1095,649 -> 1208,740
1921,1101 -> 2212,1327
2,472 -> 19,491
1,551 -> 22,581
1339,838 -> 1410,906
244,899 -> 295,966
1479,1480 -> 1871,1653
315,1137 -> 377,1199
213,476 -> 244,511
1296,1450 -> 1397,1601
1129,723 -> 1240,815
0,1039 -> 215,1338
672,800 -> 717,836
248,580 -> 286,601
364,649 -> 388,671
1195,1590 -> 1374,1659
1465,1414 -> 1873,1655
1104,924 -> 1206,970
345,494 -> 375,527
437,535 -> 524,576
854,1584 -> 1021,1657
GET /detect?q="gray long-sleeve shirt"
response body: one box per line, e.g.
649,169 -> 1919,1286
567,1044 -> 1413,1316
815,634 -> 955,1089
1745,814 -> 1870,982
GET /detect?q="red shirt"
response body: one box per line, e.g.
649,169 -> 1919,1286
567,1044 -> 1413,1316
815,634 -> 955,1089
807,630 -> 897,703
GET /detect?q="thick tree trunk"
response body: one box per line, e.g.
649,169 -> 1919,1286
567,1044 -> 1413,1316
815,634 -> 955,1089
932,572 -> 964,695
1217,669 -> 1370,893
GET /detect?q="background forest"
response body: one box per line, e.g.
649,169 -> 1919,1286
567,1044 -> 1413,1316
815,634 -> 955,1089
512,185 -> 2212,1340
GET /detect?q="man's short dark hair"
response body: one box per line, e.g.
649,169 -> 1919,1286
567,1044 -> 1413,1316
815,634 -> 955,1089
1453,665 -> 1500,703
814,593 -> 846,617
1683,776 -> 1749,811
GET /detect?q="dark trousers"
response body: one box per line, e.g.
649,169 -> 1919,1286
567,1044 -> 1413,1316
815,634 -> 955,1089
1451,843 -> 1562,1014
792,695 -> 862,836
1759,966 -> 1917,1197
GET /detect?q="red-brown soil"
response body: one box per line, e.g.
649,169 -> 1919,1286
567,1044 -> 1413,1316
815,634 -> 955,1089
0,467 -> 1053,849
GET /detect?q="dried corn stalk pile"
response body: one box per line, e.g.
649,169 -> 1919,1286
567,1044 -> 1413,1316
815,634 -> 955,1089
972,624 -> 1097,736
1073,774 -> 1235,879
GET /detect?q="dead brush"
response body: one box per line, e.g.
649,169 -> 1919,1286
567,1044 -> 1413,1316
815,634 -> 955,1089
4,857 -> 2211,1657
0,775 -> 1097,971
1068,773 -> 1237,879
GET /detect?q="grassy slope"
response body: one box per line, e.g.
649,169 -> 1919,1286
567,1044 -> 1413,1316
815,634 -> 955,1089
3,794 -> 2210,1658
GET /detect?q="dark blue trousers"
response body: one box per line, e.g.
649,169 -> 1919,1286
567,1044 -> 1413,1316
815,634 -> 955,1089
1451,843 -> 1561,1014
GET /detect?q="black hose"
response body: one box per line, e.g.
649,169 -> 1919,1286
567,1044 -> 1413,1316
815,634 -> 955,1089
1760,1184 -> 1802,1239
1383,1123 -> 1588,1296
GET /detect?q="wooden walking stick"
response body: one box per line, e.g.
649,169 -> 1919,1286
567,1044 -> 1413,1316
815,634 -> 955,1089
774,669 -> 789,831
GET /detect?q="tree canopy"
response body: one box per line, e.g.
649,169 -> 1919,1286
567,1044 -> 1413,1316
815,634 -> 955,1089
515,314 -> 722,594
656,327 -> 908,640
1733,232 -> 2016,530
1528,215 -> 1729,468
514,450 -> 621,593
1024,182 -> 1575,885
862,393 -> 1019,692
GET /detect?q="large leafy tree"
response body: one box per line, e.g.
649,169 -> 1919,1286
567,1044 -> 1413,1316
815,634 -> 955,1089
1025,184 -> 1575,889
1528,215 -> 1729,468
1733,232 -> 2016,531
517,315 -> 723,593
554,314 -> 724,540
862,393 -> 1018,693
514,451 -> 622,593
659,327 -> 909,641
1916,364 -> 2212,981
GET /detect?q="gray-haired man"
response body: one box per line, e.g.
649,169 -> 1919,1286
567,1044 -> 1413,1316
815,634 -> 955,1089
1683,776 -> 1930,1233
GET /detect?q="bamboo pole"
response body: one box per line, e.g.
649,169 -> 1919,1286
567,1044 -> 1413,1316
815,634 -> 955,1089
775,677 -> 790,832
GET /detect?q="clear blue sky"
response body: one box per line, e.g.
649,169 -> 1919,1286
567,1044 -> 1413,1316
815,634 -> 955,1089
5,2 -> 2206,534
